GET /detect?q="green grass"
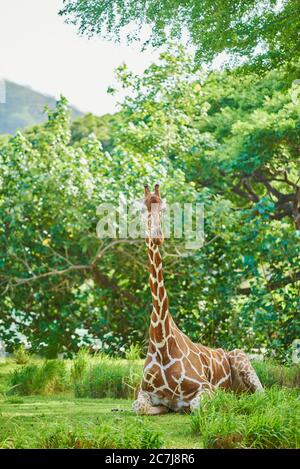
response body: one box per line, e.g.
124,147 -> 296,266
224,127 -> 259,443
252,359 -> 300,388
0,360 -> 18,395
13,345 -> 31,365
6,356 -> 300,400
0,395 -> 200,449
73,356 -> 143,399
5,352 -> 143,399
9,359 -> 70,395
0,357 -> 199,448
191,388 -> 300,449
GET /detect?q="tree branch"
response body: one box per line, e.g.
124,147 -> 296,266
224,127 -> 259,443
238,271 -> 300,295
91,239 -> 141,265
11,264 -> 91,286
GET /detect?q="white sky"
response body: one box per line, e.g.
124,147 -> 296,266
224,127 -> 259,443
1,0 -> 228,116
0,0 -> 163,115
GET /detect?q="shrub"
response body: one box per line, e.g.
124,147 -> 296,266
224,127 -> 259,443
73,356 -> 143,399
9,360 -> 69,395
13,345 -> 30,365
39,420 -> 163,449
191,388 -> 300,449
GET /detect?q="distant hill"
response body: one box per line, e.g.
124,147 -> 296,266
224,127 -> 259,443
0,80 -> 83,135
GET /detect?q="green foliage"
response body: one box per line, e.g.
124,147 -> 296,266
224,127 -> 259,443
108,49 -> 300,359
0,90 -> 198,357
4,397 -> 24,404
9,360 -> 69,395
60,0 -> 300,71
70,112 -> 121,151
13,345 -> 30,365
73,356 -> 142,399
0,50 -> 299,361
191,388 -> 300,448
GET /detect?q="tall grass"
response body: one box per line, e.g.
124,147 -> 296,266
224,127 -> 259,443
13,345 -> 30,365
9,360 -> 69,395
70,348 -> 90,382
191,388 -> 300,448
252,360 -> 300,388
125,344 -> 142,361
73,354 -> 143,399
6,354 -> 299,401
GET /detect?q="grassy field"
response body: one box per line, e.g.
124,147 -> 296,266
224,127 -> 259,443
0,358 -> 201,449
0,356 -> 299,449
0,395 -> 201,449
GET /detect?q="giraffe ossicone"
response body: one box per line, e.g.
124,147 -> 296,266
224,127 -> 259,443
133,184 -> 264,415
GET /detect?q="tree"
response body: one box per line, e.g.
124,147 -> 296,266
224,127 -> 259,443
0,96 -> 202,356
1,52 -> 299,361
70,112 -> 121,151
107,49 -> 300,359
60,0 -> 300,71
112,48 -> 300,230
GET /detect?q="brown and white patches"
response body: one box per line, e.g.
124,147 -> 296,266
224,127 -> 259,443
133,389 -> 170,415
227,349 -> 264,393
132,185 -> 264,415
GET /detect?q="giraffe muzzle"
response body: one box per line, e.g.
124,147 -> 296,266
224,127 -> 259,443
150,227 -> 163,245
152,236 -> 163,246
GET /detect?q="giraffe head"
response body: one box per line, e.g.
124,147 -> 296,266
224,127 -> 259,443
143,184 -> 166,246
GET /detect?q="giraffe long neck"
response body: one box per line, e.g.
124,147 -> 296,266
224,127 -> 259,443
146,239 -> 172,344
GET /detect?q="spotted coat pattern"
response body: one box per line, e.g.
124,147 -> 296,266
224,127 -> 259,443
133,238 -> 264,415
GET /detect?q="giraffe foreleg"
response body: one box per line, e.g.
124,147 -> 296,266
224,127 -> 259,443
132,390 -> 170,415
228,349 -> 264,393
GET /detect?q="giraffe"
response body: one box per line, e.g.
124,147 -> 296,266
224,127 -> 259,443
132,183 -> 264,415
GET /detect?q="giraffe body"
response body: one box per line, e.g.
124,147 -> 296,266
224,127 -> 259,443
133,185 -> 263,415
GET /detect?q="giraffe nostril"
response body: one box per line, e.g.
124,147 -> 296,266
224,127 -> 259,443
153,237 -> 163,246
